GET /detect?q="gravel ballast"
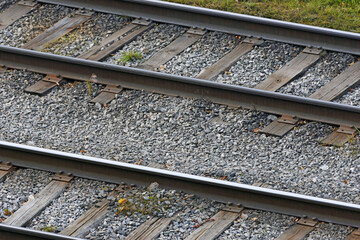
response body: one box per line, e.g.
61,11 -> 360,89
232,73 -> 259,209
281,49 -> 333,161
0,69 -> 359,206
106,23 -> 187,67
29,178 -> 117,232
160,31 -> 237,78
0,4 -> 73,48
0,0 -> 17,12
277,52 -> 356,97
218,210 -> 296,239
41,12 -> 130,57
336,85 -> 360,107
0,169 -> 52,220
215,42 -> 302,87
0,1 -> 359,238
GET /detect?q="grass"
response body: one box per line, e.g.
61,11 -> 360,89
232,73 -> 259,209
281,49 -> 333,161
116,50 -> 143,64
41,226 -> 56,232
162,0 -> 360,33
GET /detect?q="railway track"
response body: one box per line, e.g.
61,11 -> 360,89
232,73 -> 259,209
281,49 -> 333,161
0,0 -> 359,145
0,0 -> 359,239
0,141 -> 360,239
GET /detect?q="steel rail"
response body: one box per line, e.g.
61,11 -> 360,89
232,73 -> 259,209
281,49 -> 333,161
0,224 -> 82,240
37,0 -> 360,55
1,45 -> 360,128
0,141 -> 360,227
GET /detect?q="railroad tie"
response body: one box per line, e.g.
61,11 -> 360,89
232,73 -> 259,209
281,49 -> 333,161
185,204 -> 244,240
78,19 -> 153,61
90,85 -> 123,105
22,9 -> 93,51
275,217 -> 318,240
321,125 -> 358,146
255,47 -> 323,91
23,9 -> 93,95
24,74 -> 64,96
260,59 -> 360,143
138,27 -> 207,71
60,184 -> 131,238
125,213 -> 179,240
196,37 -> 263,80
3,172 -> 73,227
345,228 -> 360,240
79,19 -> 153,104
259,115 -> 298,137
0,162 -> 16,182
0,0 -> 37,31
310,62 -> 360,146
309,61 -> 360,101
255,47 -> 323,137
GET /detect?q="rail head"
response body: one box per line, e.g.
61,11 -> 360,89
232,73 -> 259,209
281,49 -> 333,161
0,224 -> 82,240
1,45 -> 359,129
0,141 -> 360,227
37,0 -> 360,55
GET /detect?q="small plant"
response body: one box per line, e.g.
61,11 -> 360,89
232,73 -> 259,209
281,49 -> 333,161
41,226 -> 56,232
4,209 -> 11,216
116,191 -> 172,216
116,50 -> 143,64
86,81 -> 93,96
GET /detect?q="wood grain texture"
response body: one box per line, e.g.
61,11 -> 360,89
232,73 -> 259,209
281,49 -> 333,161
259,119 -> 296,137
125,215 -> 177,240
185,209 -> 242,240
0,1 -> 37,30
4,180 -> 69,226
197,42 -> 253,80
255,50 -> 321,91
60,199 -> 109,237
80,22 -> 153,61
309,61 -> 360,101
275,224 -> 315,240
139,29 -> 205,70
23,12 -> 92,51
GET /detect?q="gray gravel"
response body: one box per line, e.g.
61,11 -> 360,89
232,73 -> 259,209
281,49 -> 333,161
86,183 -> 223,239
0,4 -> 73,47
29,178 -> 117,232
278,52 -> 357,97
0,169 -> 52,220
157,199 -> 224,239
0,1 -> 359,238
160,31 -> 237,77
336,85 -> 360,106
106,23 -> 187,67
304,222 -> 353,240
42,13 -> 130,57
218,210 -> 296,239
215,41 -> 302,87
0,0 -> 17,12
0,69 -> 359,207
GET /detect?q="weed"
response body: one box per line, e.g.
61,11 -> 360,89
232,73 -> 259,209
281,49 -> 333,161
41,226 -> 56,232
4,209 -> 11,216
86,81 -> 93,96
116,50 -> 143,64
116,191 -> 172,216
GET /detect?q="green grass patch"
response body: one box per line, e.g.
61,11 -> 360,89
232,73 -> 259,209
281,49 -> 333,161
163,0 -> 360,33
116,50 -> 143,64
